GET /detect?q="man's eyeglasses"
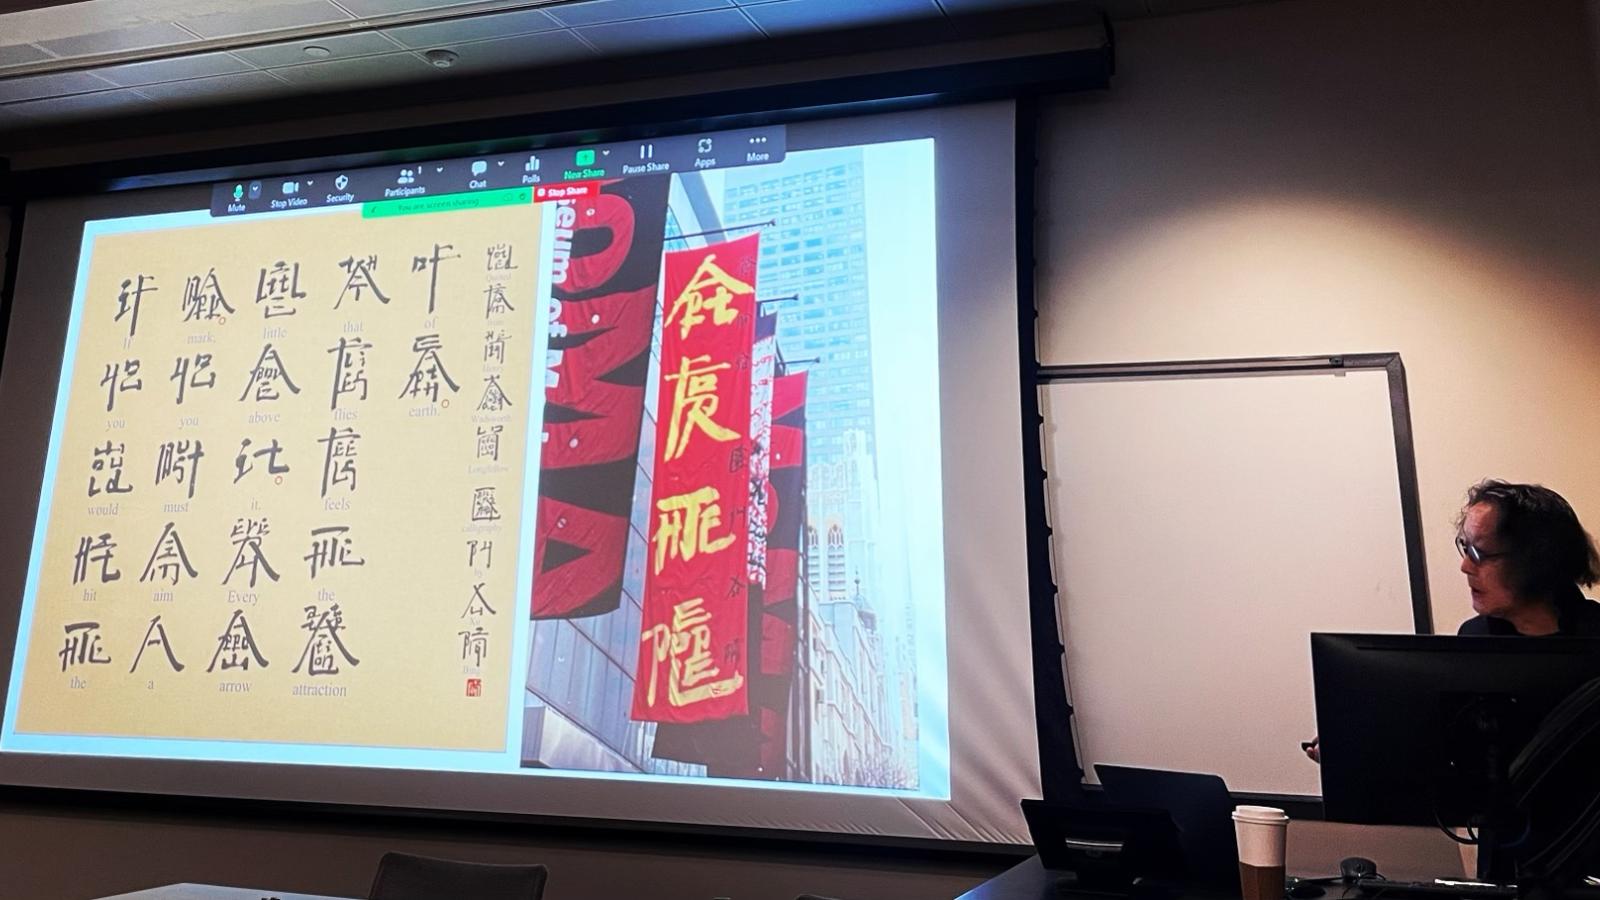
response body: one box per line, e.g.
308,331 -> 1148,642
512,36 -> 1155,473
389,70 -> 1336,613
1456,534 -> 1507,565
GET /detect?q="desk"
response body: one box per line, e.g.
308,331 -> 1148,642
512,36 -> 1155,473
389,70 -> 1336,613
958,858 -> 1380,900
956,856 -> 1067,900
956,857 -> 1259,899
96,885 -> 354,900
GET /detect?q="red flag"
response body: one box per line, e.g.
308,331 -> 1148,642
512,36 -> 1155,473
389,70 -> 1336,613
764,372 -> 808,611
532,176 -> 670,619
653,371 -> 808,776
632,233 -> 760,723
748,372 -> 809,774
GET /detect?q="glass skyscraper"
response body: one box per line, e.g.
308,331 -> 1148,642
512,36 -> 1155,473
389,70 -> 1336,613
725,148 -> 916,788
722,149 -> 875,462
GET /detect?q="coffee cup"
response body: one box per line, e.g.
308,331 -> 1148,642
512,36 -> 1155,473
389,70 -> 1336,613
1233,805 -> 1289,900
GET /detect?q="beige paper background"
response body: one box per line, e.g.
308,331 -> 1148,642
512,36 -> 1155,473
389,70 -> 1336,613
14,199 -> 543,751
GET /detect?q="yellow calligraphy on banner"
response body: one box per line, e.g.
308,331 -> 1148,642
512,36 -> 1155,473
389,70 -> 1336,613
640,597 -> 745,709
661,354 -> 740,462
664,254 -> 753,340
652,486 -> 735,575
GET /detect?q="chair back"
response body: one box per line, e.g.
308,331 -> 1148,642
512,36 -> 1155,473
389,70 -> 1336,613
368,851 -> 548,900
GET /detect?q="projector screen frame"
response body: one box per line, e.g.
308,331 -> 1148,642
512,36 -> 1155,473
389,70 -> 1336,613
0,50 -> 1108,855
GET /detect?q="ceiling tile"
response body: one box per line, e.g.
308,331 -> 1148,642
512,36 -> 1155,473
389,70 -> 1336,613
132,70 -> 289,104
574,8 -> 759,54
742,0 -> 942,35
267,51 -> 437,89
2,87 -> 153,123
938,0 -> 1093,11
233,31 -> 401,68
430,30 -> 596,71
0,44 -> 53,68
178,1 -> 354,40
384,8 -> 563,48
338,0 -> 491,14
93,52 -> 254,88
549,0 -> 734,27
35,21 -> 200,58
0,71 -> 115,103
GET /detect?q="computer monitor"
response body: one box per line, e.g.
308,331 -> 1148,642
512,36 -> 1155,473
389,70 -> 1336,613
1311,633 -> 1600,879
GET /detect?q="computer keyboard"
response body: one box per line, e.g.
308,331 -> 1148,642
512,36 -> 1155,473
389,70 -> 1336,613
1354,876 -> 1517,898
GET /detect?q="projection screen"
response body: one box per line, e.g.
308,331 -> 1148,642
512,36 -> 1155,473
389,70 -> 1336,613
0,101 -> 1038,843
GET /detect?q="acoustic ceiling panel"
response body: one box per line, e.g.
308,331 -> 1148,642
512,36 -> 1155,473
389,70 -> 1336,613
266,51 -> 439,89
0,0 -> 1226,133
130,70 -> 289,104
383,8 -> 565,49
742,0 -> 944,37
0,71 -> 116,104
424,30 -> 598,72
92,52 -> 255,88
34,21 -> 200,57
573,8 -> 761,54
0,44 -> 52,68
176,1 -> 354,40
231,31 -> 405,68
337,0 -> 496,14
548,0 -> 738,28
1,87 -> 152,122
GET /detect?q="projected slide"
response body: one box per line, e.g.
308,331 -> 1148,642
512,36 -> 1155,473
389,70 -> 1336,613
3,132 -> 947,797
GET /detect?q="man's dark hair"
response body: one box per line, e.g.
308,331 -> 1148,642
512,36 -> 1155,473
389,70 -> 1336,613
1460,479 -> 1600,598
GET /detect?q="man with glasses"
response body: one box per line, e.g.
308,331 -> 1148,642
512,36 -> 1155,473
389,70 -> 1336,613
1455,479 -> 1600,636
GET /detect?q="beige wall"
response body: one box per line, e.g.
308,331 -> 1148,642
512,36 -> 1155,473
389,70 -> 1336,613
1037,0 -> 1600,876
1039,0 -> 1600,632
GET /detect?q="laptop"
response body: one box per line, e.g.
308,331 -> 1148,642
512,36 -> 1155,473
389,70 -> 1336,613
1095,765 -> 1240,891
1020,797 -> 1187,892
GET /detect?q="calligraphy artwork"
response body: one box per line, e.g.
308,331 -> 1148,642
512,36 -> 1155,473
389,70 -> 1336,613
632,233 -> 760,724
13,195 -> 547,754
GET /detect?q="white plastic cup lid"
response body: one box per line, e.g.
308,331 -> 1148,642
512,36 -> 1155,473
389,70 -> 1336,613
1232,805 -> 1289,825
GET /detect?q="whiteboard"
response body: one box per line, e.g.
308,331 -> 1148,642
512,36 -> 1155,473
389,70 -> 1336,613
1042,366 -> 1420,797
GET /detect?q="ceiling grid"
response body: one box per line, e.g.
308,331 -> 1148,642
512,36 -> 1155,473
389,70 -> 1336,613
0,0 -> 1265,133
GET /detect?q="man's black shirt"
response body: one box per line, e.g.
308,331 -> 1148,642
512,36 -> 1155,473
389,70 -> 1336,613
1457,585 -> 1600,636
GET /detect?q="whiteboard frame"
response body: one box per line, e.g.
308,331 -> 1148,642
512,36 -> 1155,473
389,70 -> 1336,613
1030,352 -> 1433,811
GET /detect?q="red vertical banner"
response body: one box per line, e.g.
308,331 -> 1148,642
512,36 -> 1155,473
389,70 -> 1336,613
532,176 -> 671,619
632,233 -> 760,724
753,371 -> 808,774
764,372 -> 808,611
649,355 -> 808,775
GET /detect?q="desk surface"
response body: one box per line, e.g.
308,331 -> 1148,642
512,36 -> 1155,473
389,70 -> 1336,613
97,885 -> 354,900
957,856 -> 1064,900
959,858 -> 1385,900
